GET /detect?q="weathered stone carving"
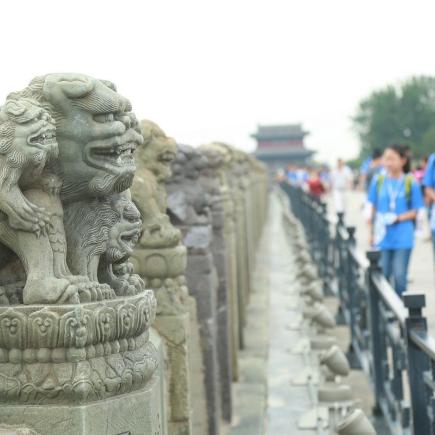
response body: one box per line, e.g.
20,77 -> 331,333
64,192 -> 144,297
0,97 -> 78,305
0,74 -> 159,435
166,144 -> 221,435
132,120 -> 181,249
131,120 -> 187,313
199,143 -> 240,381
132,123 -> 206,435
168,144 -> 210,228
0,425 -> 39,435
198,143 -> 233,422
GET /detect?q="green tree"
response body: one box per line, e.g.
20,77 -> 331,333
352,76 -> 435,159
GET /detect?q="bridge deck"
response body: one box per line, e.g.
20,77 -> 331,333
227,193 -> 386,434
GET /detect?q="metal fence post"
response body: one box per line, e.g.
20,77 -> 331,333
335,213 -> 346,324
366,250 -> 385,414
345,226 -> 361,369
403,292 -> 431,435
318,202 -> 326,281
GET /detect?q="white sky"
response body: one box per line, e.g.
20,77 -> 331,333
2,0 -> 435,164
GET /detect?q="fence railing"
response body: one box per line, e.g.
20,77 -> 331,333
280,181 -> 435,435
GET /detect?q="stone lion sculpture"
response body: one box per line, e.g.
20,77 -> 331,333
64,192 -> 144,297
0,96 -> 82,304
0,75 -> 159,434
0,73 -> 146,305
198,142 -> 232,213
131,119 -> 181,248
166,144 -> 211,227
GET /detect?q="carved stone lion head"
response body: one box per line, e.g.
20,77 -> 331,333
12,73 -> 144,202
170,144 -> 208,182
199,142 -> 231,170
105,193 -> 142,264
136,120 -> 177,183
0,97 -> 58,170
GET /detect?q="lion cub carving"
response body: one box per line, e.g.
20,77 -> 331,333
0,97 -> 108,304
0,97 -> 56,233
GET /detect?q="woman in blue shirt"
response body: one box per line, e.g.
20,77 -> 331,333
367,144 -> 424,296
423,153 -> 435,256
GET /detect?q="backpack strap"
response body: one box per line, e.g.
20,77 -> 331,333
376,173 -> 414,210
404,174 -> 413,209
376,173 -> 385,193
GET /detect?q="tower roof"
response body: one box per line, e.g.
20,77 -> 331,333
251,124 -> 309,140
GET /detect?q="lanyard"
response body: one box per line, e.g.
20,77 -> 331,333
386,176 -> 404,211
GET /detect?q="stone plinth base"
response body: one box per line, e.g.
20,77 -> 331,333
185,251 -> 220,435
150,328 -> 168,435
0,375 -> 162,435
154,310 -> 194,435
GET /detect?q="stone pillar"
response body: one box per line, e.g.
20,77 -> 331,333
198,143 -> 234,421
0,74 -> 160,435
220,146 -> 251,347
200,143 -> 240,381
166,144 -> 221,435
130,122 -> 206,435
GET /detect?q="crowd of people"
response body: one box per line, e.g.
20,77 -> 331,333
285,147 -> 435,297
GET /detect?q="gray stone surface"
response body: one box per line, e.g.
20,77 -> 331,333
0,427 -> 39,435
150,328 -> 168,435
0,375 -> 162,435
131,122 -> 206,435
228,192 -> 377,435
227,191 -> 269,435
167,144 -> 221,435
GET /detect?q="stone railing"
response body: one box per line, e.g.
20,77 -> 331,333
280,181 -> 435,435
0,74 -> 268,435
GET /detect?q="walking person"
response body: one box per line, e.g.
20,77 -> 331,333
331,158 -> 353,216
365,149 -> 383,192
423,152 -> 435,258
367,144 -> 424,296
307,169 -> 326,198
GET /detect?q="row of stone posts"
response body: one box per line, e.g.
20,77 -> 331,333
0,74 -> 268,435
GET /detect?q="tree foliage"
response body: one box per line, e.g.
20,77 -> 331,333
352,76 -> 435,159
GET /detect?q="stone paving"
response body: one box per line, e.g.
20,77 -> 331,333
226,192 -> 386,435
226,203 -> 270,435
266,194 -> 318,434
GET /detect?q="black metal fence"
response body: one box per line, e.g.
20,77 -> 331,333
280,181 -> 435,435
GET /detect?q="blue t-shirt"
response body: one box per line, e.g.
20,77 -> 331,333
423,153 -> 435,188
368,175 -> 424,249
360,158 -> 372,176
424,153 -> 435,230
287,171 -> 298,184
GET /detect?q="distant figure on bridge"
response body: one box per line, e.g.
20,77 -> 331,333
365,149 -> 383,192
331,158 -> 353,215
307,169 -> 326,198
358,156 -> 372,190
295,166 -> 309,187
367,144 -> 424,296
423,152 -> 435,258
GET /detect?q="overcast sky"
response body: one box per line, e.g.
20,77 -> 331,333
2,0 -> 435,163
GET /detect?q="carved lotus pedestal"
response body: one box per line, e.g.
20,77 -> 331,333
0,291 -> 162,435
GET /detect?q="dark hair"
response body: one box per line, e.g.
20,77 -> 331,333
372,148 -> 382,159
385,144 -> 411,173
